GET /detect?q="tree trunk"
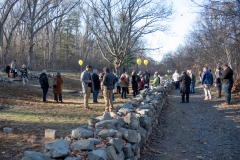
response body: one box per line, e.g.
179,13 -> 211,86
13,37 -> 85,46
28,35 -> 34,69
0,22 -> 4,65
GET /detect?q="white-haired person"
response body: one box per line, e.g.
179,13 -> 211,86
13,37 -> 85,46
20,64 -> 29,85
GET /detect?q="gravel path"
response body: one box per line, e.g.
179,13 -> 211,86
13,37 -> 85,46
140,87 -> 240,160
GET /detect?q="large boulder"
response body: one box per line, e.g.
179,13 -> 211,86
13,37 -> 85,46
98,129 -> 117,139
71,127 -> 93,139
120,128 -> 138,143
44,139 -> 70,158
102,112 -> 112,120
109,138 -> 123,153
71,140 -> 94,151
123,113 -> 139,130
106,146 -> 118,160
123,143 -> 133,159
22,151 -> 52,160
87,150 -> 107,160
95,119 -> 123,129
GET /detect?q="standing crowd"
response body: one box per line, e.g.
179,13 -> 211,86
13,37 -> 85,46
173,63 -> 234,106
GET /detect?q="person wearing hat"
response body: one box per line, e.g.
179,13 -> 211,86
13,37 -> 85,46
220,63 -> 234,105
39,70 -> 49,102
214,67 -> 222,98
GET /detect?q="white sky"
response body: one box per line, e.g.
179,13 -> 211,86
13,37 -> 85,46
147,0 -> 199,62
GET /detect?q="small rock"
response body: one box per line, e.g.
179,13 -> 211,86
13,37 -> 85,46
120,128 -> 138,143
22,151 -> 51,160
71,127 -> 93,139
88,138 -> 102,145
109,138 -> 123,153
98,129 -> 117,139
45,129 -> 57,139
123,143 -> 133,159
123,113 -> 139,129
71,140 -> 94,151
3,127 -> 14,133
64,156 -> 83,160
44,139 -> 70,158
102,112 -> 112,120
106,146 -> 118,160
87,150 -> 107,160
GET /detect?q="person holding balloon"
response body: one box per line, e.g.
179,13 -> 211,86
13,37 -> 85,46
80,65 -> 93,110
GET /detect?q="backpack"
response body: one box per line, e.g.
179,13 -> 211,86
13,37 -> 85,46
135,75 -> 141,82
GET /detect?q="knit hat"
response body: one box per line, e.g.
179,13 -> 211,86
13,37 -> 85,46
222,63 -> 228,67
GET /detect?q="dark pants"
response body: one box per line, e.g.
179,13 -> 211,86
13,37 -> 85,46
117,86 -> 121,94
175,81 -> 179,89
181,93 -> 189,103
216,83 -> 222,98
54,93 -> 62,102
223,82 -> 233,103
122,87 -> 127,98
132,85 -> 138,97
93,89 -> 99,102
42,87 -> 48,102
190,82 -> 195,93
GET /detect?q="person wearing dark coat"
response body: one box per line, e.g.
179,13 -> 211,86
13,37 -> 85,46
220,63 -> 234,105
92,69 -> 101,103
179,71 -> 191,103
39,70 -> 49,102
131,70 -> 138,97
5,64 -> 10,77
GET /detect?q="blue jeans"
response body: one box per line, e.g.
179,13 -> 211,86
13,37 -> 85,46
223,82 -> 233,103
42,87 -> 48,101
190,82 -> 195,93
93,90 -> 99,102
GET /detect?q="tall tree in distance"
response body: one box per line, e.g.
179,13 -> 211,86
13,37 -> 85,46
82,0 -> 172,71
0,0 -> 19,65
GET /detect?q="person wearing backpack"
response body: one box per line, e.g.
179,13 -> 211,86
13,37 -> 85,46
131,70 -> 138,97
39,70 -> 49,102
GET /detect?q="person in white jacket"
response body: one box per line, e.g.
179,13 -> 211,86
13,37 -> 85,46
172,70 -> 180,89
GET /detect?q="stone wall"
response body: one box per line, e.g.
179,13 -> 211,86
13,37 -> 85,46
21,80 -> 172,160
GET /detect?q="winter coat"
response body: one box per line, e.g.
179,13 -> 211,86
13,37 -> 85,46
131,75 -> 138,87
53,76 -> 63,94
179,73 -> 191,94
138,79 -> 145,89
152,76 -> 160,87
102,72 -> 115,90
201,70 -> 213,85
190,73 -> 196,83
120,76 -> 129,88
92,73 -> 100,91
221,67 -> 234,84
5,65 -> 10,73
172,72 -> 180,82
80,70 -> 91,94
39,73 -> 49,89
215,71 -> 222,84
20,68 -> 28,78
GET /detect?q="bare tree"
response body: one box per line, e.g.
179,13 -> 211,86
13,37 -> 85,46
82,0 -> 172,71
0,0 -> 19,64
25,0 -> 80,69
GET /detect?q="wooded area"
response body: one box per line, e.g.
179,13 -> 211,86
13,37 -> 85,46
0,0 -> 172,73
161,0 -> 240,79
0,0 -> 239,78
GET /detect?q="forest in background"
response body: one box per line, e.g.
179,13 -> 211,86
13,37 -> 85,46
0,0 -> 239,78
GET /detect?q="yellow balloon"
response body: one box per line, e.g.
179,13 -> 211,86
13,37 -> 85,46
165,74 -> 168,77
144,60 -> 148,66
78,60 -> 83,66
136,59 -> 142,65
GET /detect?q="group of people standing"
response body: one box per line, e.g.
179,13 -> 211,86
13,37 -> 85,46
80,65 -> 161,112
5,60 -> 29,85
173,63 -> 234,105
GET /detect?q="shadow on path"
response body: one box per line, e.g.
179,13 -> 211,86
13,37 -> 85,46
140,87 -> 240,160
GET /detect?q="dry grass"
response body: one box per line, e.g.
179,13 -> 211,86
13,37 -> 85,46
0,72 -> 129,160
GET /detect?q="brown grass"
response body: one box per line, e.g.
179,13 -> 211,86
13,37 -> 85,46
0,72 -> 129,160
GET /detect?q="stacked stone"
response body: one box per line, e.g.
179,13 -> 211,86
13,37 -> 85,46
21,80 -> 172,160
0,77 -> 13,83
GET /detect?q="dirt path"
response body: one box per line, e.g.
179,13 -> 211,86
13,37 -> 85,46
141,86 -> 240,160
